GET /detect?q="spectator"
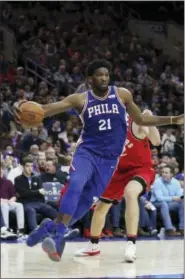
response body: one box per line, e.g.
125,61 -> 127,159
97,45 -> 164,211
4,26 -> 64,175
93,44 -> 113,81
14,156 -> 58,232
151,165 -> 184,236
21,127 -> 42,152
4,144 -> 14,154
45,147 -> 57,160
40,159 -> 68,185
0,161 -> 25,236
176,173 -> 184,192
53,65 -> 73,84
3,154 -> 14,178
48,120 -> 63,143
138,195 -> 157,236
39,140 -> 48,152
38,123 -> 48,141
29,144 -> 39,161
161,129 -> 176,156
37,151 -> 46,173
108,202 -> 125,237
0,209 -> 17,239
6,161 -> 23,184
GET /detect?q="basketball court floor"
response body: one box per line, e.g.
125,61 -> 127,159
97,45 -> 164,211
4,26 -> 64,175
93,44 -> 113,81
1,239 -> 184,278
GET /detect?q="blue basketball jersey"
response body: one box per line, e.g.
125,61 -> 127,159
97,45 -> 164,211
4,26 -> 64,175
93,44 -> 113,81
77,86 -> 128,159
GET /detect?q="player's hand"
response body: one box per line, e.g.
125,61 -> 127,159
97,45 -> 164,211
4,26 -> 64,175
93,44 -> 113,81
172,114 -> 184,125
143,109 -> 153,116
12,100 -> 27,123
172,196 -> 181,202
39,188 -> 46,195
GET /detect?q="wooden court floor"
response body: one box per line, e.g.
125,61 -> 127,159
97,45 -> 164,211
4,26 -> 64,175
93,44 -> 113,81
1,239 -> 184,278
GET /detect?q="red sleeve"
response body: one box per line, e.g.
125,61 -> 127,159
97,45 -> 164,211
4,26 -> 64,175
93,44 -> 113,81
7,180 -> 16,199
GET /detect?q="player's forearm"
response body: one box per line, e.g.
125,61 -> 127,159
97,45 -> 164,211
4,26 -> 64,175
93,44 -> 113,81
42,101 -> 67,118
136,115 -> 180,127
148,127 -> 161,146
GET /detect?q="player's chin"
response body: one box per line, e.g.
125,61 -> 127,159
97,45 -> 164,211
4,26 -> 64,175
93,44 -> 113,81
99,84 -> 109,91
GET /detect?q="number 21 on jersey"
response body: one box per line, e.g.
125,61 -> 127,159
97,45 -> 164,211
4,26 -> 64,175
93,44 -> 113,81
99,118 -> 111,131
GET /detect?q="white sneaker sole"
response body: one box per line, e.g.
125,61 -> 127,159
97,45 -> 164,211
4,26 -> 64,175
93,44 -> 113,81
74,250 -> 101,257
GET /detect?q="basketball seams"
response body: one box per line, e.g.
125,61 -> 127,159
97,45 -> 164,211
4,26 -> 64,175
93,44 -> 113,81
20,101 -> 44,127
21,111 -> 44,117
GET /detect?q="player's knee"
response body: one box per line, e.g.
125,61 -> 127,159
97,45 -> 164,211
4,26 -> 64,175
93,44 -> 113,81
125,181 -> 143,200
94,201 -> 111,216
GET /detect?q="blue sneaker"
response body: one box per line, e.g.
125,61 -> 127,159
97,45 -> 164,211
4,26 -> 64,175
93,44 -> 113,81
26,218 -> 54,247
42,235 -> 66,262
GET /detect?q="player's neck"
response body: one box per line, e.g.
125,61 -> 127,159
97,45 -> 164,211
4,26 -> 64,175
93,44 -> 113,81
92,87 -> 109,98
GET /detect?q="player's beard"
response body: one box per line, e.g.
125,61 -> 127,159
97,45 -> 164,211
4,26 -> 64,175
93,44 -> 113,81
94,84 -> 109,94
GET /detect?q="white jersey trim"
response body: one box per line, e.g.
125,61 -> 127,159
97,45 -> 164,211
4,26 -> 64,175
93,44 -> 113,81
79,91 -> 88,125
115,86 -> 126,109
90,86 -> 111,101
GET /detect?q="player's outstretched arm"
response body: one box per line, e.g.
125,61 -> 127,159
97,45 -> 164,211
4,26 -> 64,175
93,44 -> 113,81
43,94 -> 83,118
138,110 -> 161,146
119,88 -> 184,126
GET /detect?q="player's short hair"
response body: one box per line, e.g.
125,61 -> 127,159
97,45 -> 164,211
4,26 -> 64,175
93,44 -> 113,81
86,59 -> 112,77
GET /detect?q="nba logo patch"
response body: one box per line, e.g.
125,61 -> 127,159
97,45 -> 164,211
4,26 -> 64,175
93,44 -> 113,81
108,94 -> 115,99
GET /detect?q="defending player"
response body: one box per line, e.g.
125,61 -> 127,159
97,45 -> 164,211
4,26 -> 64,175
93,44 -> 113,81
74,110 -> 160,262
15,59 -> 183,262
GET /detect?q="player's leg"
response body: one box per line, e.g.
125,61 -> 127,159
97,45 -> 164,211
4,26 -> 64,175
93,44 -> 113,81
124,168 -> 155,262
124,179 -> 143,262
74,200 -> 112,257
74,168 -> 123,257
124,179 -> 143,238
27,151 -> 93,252
41,153 -> 96,262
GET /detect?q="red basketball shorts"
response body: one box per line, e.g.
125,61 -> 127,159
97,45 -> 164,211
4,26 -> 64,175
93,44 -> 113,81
100,167 -> 155,203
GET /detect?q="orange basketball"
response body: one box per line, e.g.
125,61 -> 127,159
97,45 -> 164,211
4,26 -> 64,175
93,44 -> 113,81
19,101 -> 44,128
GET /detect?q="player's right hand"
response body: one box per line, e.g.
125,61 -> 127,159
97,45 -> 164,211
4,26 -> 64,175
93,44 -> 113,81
12,100 -> 27,123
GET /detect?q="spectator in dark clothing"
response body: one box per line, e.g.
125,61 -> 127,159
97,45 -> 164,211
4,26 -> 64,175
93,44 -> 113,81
40,159 -> 69,185
14,156 -> 57,232
20,127 -> 42,152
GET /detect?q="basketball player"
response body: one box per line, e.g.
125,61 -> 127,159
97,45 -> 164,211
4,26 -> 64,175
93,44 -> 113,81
74,109 -> 160,262
15,59 -> 183,262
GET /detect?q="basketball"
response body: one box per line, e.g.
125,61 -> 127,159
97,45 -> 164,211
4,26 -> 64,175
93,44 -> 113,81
19,101 -> 44,128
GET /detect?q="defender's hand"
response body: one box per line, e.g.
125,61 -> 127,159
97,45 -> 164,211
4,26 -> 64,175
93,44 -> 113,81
143,109 -> 153,116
